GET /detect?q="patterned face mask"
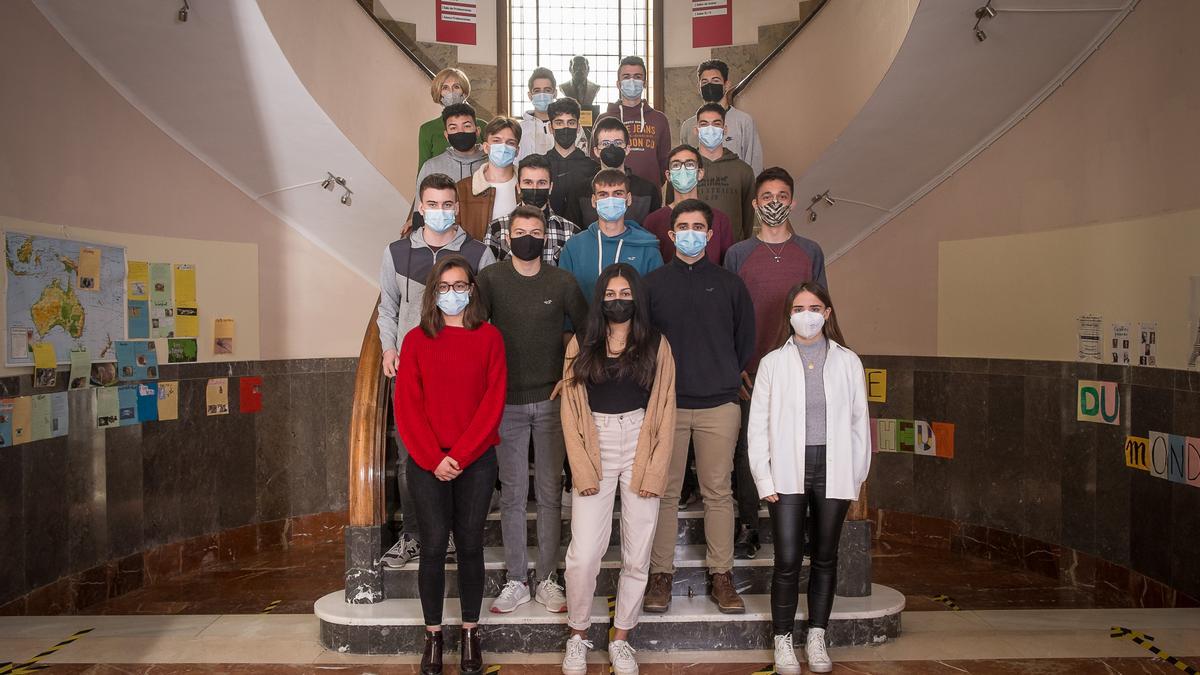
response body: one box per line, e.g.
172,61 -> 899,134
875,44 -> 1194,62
757,200 -> 791,226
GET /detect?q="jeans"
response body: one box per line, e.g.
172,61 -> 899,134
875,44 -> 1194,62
496,399 -> 565,583
732,397 -> 760,531
395,431 -> 419,538
407,449 -> 499,626
768,444 -> 850,635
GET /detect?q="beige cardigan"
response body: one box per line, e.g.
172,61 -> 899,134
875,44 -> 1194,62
560,335 -> 677,496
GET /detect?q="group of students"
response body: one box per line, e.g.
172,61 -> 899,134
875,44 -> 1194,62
377,57 -> 872,675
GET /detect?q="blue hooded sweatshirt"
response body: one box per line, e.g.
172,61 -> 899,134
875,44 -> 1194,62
558,220 -> 665,300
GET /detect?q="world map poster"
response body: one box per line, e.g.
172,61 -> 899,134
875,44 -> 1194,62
5,232 -> 127,366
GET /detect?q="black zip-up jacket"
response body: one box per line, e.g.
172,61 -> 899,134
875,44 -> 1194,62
646,255 -> 755,409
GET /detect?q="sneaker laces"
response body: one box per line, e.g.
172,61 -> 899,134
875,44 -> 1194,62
775,633 -> 799,665
540,575 -> 565,594
497,580 -> 525,601
566,635 -> 593,658
610,640 -> 637,664
807,631 -> 829,662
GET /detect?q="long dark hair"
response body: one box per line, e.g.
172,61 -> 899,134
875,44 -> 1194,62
773,281 -> 847,350
570,263 -> 660,389
419,255 -> 486,338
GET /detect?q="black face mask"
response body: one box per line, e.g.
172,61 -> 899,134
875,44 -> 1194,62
601,299 -> 635,323
509,234 -> 545,262
446,131 -> 477,152
599,145 -> 626,168
700,82 -> 725,103
520,188 -> 550,209
554,127 -> 578,149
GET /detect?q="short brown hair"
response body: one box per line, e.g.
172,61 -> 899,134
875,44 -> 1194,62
528,67 -> 556,90
483,116 -> 522,143
591,168 -> 629,193
430,68 -> 471,104
508,204 -> 547,231
419,255 -> 485,337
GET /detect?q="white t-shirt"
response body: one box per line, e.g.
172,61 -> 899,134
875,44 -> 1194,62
490,173 -> 518,221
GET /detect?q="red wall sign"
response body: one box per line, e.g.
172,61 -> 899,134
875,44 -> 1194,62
436,0 -> 477,46
692,0 -> 733,48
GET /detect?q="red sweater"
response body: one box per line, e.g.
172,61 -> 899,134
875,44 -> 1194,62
395,323 -> 507,472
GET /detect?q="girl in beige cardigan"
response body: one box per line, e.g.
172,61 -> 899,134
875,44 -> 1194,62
559,264 -> 676,675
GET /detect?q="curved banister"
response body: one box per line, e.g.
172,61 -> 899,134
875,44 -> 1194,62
349,300 -> 388,529
351,0 -> 435,81
729,0 -> 829,102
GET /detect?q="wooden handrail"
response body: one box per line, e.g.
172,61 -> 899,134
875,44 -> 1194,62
348,299 -> 388,528
729,0 -> 829,103
351,0 -> 436,80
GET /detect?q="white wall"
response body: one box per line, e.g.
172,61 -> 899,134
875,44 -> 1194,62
663,0 -> 801,68
376,0 -> 498,66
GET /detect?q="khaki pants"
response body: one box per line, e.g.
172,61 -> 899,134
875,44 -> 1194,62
650,402 -> 741,575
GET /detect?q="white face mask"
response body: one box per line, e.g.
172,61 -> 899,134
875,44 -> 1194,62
790,310 -> 826,340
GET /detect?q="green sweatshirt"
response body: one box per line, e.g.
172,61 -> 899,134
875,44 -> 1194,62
416,115 -> 487,170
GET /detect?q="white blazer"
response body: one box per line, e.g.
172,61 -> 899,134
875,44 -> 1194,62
747,337 -> 871,501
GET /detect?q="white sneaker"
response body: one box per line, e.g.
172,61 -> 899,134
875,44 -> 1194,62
446,532 -> 457,562
806,627 -> 832,673
490,580 -> 531,614
381,534 -> 419,568
535,574 -> 568,613
773,633 -> 801,675
561,634 -> 592,675
608,639 -> 638,675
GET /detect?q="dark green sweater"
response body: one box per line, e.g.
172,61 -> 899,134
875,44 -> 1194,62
477,259 -> 590,404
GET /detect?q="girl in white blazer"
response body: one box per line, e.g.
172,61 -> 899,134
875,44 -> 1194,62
747,281 -> 870,675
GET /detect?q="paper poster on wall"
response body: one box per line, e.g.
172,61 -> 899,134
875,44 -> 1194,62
1124,436 -> 1149,471
1148,431 -> 1169,479
12,397 -> 32,445
239,376 -> 262,413
50,392 -> 68,438
1139,322 -> 1158,367
865,369 -> 887,403
167,338 -> 197,363
692,0 -> 733,48
1110,322 -> 1130,365
876,419 -> 897,452
30,394 -> 52,441
90,362 -> 118,387
127,260 -> 149,300
1077,314 -> 1102,362
69,348 -> 91,389
931,422 -> 955,459
1188,437 -> 1200,488
149,262 -> 174,338
115,340 -> 159,381
0,399 -> 12,446
127,299 -> 150,339
77,247 -> 101,291
213,318 -> 235,355
157,381 -> 179,421
897,420 -> 915,453
117,385 -> 139,426
206,378 -> 229,415
32,342 -> 57,388
1077,380 -> 1120,425
435,0 -> 476,45
173,264 -> 198,337
136,383 -> 158,422
1165,433 -> 1187,484
94,387 -> 119,429
913,420 -> 937,456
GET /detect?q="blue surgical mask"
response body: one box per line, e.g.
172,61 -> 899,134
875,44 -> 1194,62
697,125 -> 725,149
674,229 -> 707,257
531,92 -> 554,112
488,143 -> 517,168
423,208 -> 456,233
436,289 -> 470,316
596,196 -> 628,222
669,166 -> 699,193
619,78 -> 644,100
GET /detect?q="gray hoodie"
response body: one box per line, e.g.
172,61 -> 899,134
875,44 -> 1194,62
376,226 -> 496,353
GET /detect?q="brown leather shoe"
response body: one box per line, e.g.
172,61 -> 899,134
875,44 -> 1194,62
460,625 -> 483,675
710,571 -> 745,614
420,629 -> 443,674
642,572 -> 673,613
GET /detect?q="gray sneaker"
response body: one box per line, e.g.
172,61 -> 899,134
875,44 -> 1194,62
381,534 -> 419,568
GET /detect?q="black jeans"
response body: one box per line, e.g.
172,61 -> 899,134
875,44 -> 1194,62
407,449 -> 498,626
767,444 -> 850,635
732,397 -> 760,530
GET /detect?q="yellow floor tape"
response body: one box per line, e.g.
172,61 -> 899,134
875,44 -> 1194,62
0,628 -> 93,674
260,599 -> 282,614
1111,626 -> 1197,674
931,594 -> 962,611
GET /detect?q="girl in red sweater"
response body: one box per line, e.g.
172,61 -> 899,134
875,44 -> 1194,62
395,255 -> 506,675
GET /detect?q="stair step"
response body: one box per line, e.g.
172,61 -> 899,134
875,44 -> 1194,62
468,506 -> 772,547
382,544 -> 788,599
317,584 -> 904,654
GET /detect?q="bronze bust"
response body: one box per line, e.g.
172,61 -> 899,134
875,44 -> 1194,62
560,55 -> 600,106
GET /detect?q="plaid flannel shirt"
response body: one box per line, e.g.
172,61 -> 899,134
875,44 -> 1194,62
482,207 -> 581,266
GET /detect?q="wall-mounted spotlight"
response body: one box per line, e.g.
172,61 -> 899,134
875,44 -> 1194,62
341,190 -> 353,207
322,172 -> 336,191
331,174 -> 353,207
803,189 -> 890,223
177,0 -> 190,22
973,1 -> 995,42
256,171 -> 355,207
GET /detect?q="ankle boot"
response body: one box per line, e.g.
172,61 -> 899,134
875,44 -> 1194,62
460,625 -> 483,674
420,629 -> 443,675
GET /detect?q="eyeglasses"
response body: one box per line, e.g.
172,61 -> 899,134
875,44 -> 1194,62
669,160 -> 699,171
598,140 -> 627,149
436,282 -> 472,293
